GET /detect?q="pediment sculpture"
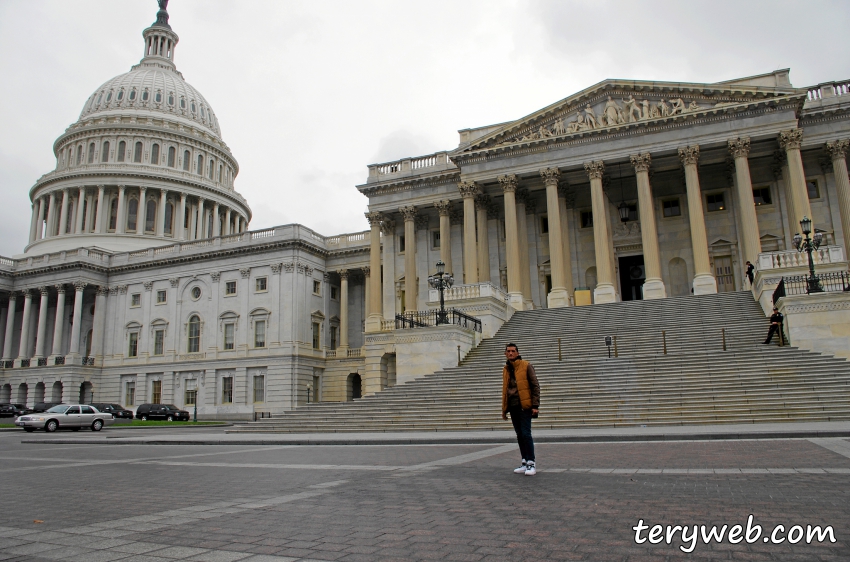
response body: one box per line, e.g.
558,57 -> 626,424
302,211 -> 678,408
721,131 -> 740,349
613,219 -> 641,240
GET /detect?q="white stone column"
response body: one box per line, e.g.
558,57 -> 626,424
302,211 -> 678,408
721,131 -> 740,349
400,206 -> 418,312
178,193 -> 187,240
95,185 -> 106,233
584,161 -> 616,303
558,187 -> 575,298
224,207 -> 232,236
50,285 -> 66,358
212,202 -> 221,237
157,189 -> 167,237
34,287 -> 50,360
363,266 -> 371,325
45,192 -> 57,238
338,270 -> 349,351
116,185 -> 127,234
678,146 -> 717,294
498,174 -> 525,310
515,189 -> 533,308
539,169 -> 568,307
364,211 -> 383,332
458,181 -> 479,284
67,282 -> 86,358
28,202 -> 39,243
57,189 -> 70,236
474,196 -> 490,283
90,286 -> 108,361
74,187 -> 86,234
779,128 -> 813,230
728,137 -> 762,268
197,198 -> 206,238
435,201 -> 452,272
2,293 -> 16,361
35,197 -> 46,240
137,186 -> 147,235
825,139 -> 850,255
16,290 -> 33,363
630,153 -> 666,299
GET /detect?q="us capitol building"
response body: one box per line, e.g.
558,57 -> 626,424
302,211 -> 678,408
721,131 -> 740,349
1,2 -> 848,418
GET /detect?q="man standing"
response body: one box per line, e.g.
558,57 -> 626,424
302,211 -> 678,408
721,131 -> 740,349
745,261 -> 755,286
501,343 -> 540,476
763,307 -> 784,345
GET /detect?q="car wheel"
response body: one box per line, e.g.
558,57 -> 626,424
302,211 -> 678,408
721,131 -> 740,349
140,415 -> 148,420
24,427 -> 34,432
91,419 -> 103,432
45,420 -> 58,432
166,415 -> 174,422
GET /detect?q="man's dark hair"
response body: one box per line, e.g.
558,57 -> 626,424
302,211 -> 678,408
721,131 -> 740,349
505,343 -> 519,352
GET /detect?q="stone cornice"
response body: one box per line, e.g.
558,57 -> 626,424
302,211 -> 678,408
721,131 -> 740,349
356,169 -> 461,196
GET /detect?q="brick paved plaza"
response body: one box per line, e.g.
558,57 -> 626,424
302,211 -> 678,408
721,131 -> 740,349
1,428 -> 849,561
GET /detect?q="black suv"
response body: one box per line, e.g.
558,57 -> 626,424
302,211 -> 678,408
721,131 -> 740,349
91,403 -> 134,419
32,402 -> 63,413
134,404 -> 190,421
0,403 -> 30,417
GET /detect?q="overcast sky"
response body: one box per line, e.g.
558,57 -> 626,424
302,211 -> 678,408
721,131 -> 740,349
1,0 -> 848,257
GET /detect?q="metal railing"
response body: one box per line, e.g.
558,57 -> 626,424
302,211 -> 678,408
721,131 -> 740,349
82,356 -> 95,366
54,356 -> 65,365
775,272 -> 850,301
395,309 -> 482,333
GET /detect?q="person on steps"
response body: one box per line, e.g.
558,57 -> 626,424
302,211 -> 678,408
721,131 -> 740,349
501,343 -> 540,476
745,261 -> 755,286
763,307 -> 784,345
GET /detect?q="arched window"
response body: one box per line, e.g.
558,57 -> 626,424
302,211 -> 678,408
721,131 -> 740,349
101,141 -> 110,162
182,150 -> 190,171
196,154 -> 203,175
129,88 -> 136,101
127,198 -> 138,231
164,201 -> 174,235
106,90 -> 113,103
154,91 -> 162,103
88,142 -> 95,163
187,315 -> 201,353
209,159 -> 214,179
167,146 -> 176,167
218,164 -> 222,182
167,93 -> 174,106
117,141 -> 126,162
150,143 -> 160,165
142,89 -> 149,102
145,200 -> 156,232
109,198 -> 118,230
76,145 -> 83,165
117,89 -> 124,101
133,142 -> 143,163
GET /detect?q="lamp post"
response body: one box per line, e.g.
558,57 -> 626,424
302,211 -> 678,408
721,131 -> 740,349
793,216 -> 823,294
428,260 -> 454,325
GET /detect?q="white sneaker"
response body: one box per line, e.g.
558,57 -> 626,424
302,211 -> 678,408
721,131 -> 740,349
513,461 -> 527,474
525,461 -> 536,476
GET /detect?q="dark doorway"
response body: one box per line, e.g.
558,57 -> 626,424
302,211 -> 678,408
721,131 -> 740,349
618,255 -> 646,301
348,373 -> 362,401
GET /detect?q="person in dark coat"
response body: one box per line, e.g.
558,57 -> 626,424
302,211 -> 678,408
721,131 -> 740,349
763,307 -> 784,344
745,261 -> 755,286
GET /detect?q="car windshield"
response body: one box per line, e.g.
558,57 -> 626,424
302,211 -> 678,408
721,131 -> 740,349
46,405 -> 69,413
164,405 -> 179,410
111,404 -> 124,410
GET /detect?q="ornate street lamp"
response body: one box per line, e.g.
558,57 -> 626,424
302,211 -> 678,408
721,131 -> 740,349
793,216 -> 823,294
428,260 -> 454,325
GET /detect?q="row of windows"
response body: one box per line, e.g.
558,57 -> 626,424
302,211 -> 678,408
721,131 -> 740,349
123,375 -> 264,408
89,87 -> 216,129
128,278 -> 269,308
127,315 -> 267,357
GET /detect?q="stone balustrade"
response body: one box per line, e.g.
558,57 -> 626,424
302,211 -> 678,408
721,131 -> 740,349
807,80 -> 850,101
367,151 -> 457,183
757,245 -> 845,270
427,282 -> 509,303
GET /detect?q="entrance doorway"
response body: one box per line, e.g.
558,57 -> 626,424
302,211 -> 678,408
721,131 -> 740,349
714,256 -> 735,292
618,255 -> 646,301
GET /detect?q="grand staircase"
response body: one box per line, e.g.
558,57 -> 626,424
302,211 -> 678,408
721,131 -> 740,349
231,291 -> 850,433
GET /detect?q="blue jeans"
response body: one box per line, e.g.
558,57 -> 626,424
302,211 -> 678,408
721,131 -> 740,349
508,405 -> 535,462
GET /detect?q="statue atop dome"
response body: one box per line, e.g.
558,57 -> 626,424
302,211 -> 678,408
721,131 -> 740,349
153,0 -> 171,30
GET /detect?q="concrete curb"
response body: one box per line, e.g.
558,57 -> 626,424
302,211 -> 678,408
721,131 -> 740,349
19,429 -> 850,446
3,422 -> 232,434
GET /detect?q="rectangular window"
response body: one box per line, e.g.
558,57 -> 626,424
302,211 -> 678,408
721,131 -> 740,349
431,230 -> 440,249
255,277 -> 267,292
312,322 -> 320,349
753,187 -> 772,206
156,289 -> 167,304
253,375 -> 265,403
662,199 -> 681,217
806,179 -> 820,199
706,193 -> 726,212
151,380 -> 162,404
540,215 -> 549,234
330,326 -> 338,350
580,211 -> 593,228
130,293 -> 141,307
224,323 -> 235,350
398,235 -> 405,253
254,320 -> 266,348
125,381 -> 135,406
330,286 -> 339,300
221,377 -> 233,404
128,332 -> 138,357
184,388 -> 196,406
313,280 -> 321,295
225,281 -> 237,295
154,330 -> 164,356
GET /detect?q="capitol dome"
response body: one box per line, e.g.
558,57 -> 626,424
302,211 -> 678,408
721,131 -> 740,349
24,0 -> 251,255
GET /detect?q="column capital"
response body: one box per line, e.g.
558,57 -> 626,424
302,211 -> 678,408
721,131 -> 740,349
678,145 -> 700,166
379,218 -> 396,235
457,181 -> 480,199
497,174 -> 518,193
96,286 -> 109,296
117,184 -> 126,190
97,184 -> 105,190
337,269 -> 350,279
270,263 -> 282,275
22,288 -> 32,298
778,128 -> 803,151
825,139 -> 849,161
434,200 -> 451,216
399,205 -> 417,221
73,281 -> 87,292
540,167 -> 561,185
362,265 -> 370,277
474,194 -> 490,211
728,137 -> 751,159
583,160 -> 605,180
38,286 -> 49,297
6,291 -> 17,302
630,153 -> 652,172
365,210 -> 384,226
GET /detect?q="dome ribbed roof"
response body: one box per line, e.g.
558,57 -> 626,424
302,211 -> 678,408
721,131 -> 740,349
78,66 -> 222,137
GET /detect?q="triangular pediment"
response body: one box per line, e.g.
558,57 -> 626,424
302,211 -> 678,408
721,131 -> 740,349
455,72 -> 805,155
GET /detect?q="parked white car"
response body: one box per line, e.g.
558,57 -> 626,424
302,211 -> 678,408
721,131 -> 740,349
15,404 -> 115,432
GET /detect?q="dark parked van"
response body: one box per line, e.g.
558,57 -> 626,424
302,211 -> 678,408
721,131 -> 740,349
91,403 -> 134,419
134,404 -> 190,421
